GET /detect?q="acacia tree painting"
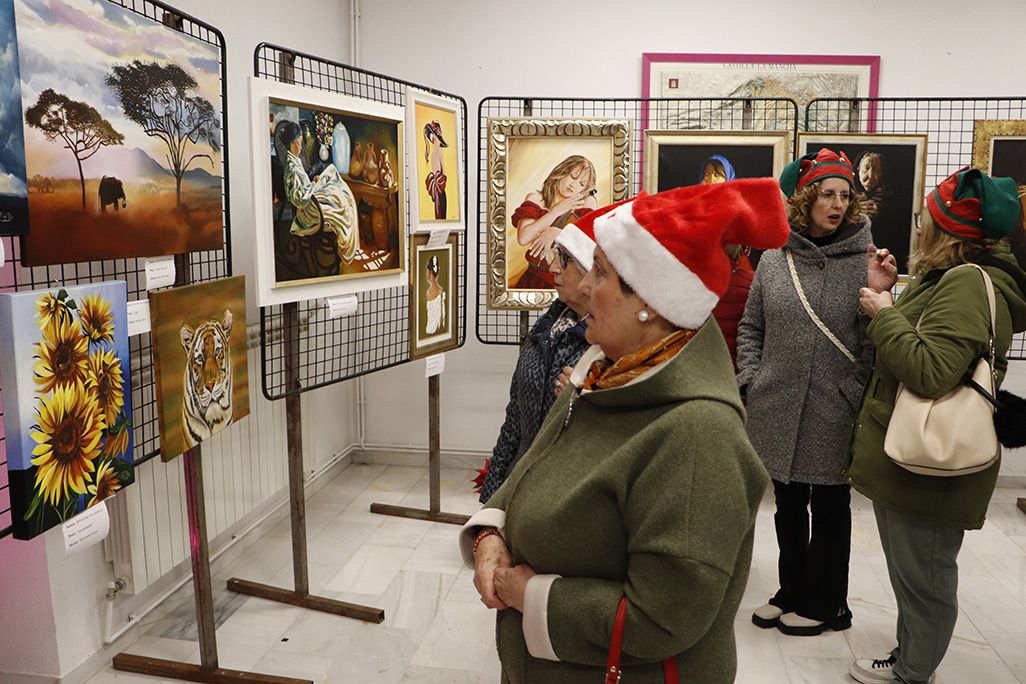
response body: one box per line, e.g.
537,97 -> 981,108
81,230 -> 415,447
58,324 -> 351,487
24,89 -> 124,209
106,60 -> 221,207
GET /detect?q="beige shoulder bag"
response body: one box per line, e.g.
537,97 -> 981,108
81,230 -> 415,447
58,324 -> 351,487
884,264 -> 999,476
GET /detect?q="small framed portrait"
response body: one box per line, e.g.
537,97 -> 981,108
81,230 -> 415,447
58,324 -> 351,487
973,120 -> 1026,185
249,77 -> 407,307
642,130 -> 790,193
798,133 -> 928,275
486,117 -> 630,310
406,88 -> 464,232
410,233 -> 458,359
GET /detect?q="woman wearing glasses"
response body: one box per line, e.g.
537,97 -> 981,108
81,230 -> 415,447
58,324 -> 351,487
737,148 -> 891,636
476,209 -> 600,502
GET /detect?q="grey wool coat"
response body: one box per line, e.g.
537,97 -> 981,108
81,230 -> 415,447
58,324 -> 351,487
736,219 -> 875,485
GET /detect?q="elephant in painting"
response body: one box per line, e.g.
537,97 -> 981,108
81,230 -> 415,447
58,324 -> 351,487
98,176 -> 127,213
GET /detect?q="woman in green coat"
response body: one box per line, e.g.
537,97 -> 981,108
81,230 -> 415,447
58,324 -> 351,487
458,179 -> 790,683
848,168 -> 1026,684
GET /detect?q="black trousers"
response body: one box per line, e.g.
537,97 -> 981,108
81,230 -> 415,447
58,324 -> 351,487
770,479 -> 852,622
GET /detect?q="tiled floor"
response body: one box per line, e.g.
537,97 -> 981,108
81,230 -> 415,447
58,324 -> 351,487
84,464 -> 1026,683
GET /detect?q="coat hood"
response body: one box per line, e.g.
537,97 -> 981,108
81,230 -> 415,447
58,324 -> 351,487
787,215 -> 872,258
568,319 -> 743,414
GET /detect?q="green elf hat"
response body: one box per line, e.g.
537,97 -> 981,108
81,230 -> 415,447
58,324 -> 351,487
779,148 -> 855,199
926,167 -> 1020,241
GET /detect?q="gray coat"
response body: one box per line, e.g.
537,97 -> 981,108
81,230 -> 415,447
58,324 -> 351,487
736,219 -> 874,485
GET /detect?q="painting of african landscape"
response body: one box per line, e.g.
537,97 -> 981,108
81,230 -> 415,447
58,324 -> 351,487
0,281 -> 134,540
14,0 -> 224,266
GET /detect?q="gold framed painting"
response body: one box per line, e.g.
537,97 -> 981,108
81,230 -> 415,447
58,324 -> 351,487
643,130 -> 790,193
798,133 -> 928,276
486,117 -> 630,310
409,232 -> 458,359
406,87 -> 463,232
975,120 -> 1026,270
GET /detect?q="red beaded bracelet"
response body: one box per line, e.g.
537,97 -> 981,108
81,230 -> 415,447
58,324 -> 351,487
472,527 -> 503,556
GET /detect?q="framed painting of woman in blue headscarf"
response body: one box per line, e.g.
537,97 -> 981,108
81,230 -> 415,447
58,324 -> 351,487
642,131 -> 790,194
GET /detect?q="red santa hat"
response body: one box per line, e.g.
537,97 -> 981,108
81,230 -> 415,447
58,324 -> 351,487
593,178 -> 790,329
556,196 -> 641,272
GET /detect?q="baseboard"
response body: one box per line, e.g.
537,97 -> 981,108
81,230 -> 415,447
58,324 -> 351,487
353,446 -> 484,470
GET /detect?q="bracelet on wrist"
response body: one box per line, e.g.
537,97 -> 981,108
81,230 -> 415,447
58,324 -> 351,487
472,527 -> 502,556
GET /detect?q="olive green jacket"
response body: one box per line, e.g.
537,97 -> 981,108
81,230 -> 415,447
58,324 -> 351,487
848,245 -> 1026,529
460,322 -> 768,683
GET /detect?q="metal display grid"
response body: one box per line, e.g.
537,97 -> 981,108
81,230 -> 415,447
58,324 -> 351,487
806,97 -> 1026,359
475,97 -> 800,345
254,44 -> 469,401
0,0 -> 231,540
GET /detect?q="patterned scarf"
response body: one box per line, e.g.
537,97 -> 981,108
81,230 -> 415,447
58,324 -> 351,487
583,329 -> 696,391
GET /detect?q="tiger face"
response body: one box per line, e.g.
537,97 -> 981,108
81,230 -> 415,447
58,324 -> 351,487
180,309 -> 233,447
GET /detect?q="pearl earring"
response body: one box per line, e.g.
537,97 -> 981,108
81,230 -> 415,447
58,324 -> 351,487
637,310 -> 650,322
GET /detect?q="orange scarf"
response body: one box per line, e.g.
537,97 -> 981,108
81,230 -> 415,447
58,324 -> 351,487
584,329 -> 696,391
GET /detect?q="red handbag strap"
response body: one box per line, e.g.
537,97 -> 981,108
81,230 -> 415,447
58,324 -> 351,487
606,596 -> 679,683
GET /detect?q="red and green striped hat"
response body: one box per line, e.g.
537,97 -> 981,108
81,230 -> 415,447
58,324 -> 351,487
926,167 -> 1020,242
779,148 -> 855,199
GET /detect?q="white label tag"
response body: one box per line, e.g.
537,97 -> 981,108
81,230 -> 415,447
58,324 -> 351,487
126,300 -> 151,336
425,353 -> 445,378
0,238 -> 5,268
144,256 -> 176,290
62,500 -> 111,556
325,294 -> 358,319
426,228 -> 450,249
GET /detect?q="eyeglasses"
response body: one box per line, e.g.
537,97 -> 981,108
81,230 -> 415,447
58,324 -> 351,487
817,190 -> 853,204
914,212 -> 922,229
555,245 -> 573,270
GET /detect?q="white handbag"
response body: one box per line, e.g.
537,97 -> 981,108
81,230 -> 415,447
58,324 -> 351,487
884,264 -> 999,476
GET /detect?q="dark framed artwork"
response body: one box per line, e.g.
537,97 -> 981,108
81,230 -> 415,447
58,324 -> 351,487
0,0 -> 28,237
799,133 -> 928,275
409,233 -> 458,359
974,120 -> 1026,270
14,0 -> 224,265
642,131 -> 790,193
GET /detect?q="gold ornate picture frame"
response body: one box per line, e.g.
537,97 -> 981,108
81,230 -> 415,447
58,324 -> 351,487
486,117 -> 630,310
972,119 -> 1026,183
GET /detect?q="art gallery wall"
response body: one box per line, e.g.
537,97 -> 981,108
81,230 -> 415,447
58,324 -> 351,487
0,1 -> 356,681
354,0 -> 1026,478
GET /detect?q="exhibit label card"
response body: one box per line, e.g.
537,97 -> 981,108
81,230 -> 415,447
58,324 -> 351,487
145,256 -> 176,290
127,300 -> 151,336
62,500 -> 111,556
325,294 -> 358,319
425,353 -> 445,378
426,228 -> 451,249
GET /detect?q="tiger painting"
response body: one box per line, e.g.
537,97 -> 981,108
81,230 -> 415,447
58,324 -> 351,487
179,309 -> 234,448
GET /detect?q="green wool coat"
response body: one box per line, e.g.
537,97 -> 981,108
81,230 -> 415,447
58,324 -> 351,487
848,245 -> 1026,529
484,321 -> 769,684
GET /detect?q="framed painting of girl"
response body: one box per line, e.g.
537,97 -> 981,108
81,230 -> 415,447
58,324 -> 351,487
406,88 -> 464,232
486,117 -> 630,309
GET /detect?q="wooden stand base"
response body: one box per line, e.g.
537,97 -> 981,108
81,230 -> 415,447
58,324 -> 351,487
1017,497 -> 1026,516
369,502 -> 469,526
112,653 -> 311,684
226,578 -> 384,622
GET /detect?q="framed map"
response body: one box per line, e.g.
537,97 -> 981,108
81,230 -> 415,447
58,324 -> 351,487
642,53 -> 880,133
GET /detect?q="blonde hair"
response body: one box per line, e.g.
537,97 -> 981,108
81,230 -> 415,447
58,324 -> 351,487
908,210 -> 997,275
787,182 -> 866,234
541,155 -> 596,208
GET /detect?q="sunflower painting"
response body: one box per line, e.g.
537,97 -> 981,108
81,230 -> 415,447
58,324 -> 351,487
0,281 -> 134,539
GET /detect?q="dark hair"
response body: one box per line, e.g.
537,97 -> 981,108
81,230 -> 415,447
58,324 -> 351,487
274,120 -> 301,153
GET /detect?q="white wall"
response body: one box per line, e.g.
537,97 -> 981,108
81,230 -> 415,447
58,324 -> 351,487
355,0 -> 1026,477
0,0 -> 356,680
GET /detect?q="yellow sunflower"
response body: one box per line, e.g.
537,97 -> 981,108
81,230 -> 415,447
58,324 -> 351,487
85,348 -> 124,425
79,294 -> 115,344
34,317 -> 90,393
106,422 -> 130,460
35,291 -> 71,331
30,383 -> 105,507
87,459 -> 121,507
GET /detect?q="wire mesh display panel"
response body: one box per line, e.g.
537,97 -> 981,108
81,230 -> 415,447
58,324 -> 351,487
476,97 -> 800,345
255,44 -> 469,400
807,97 -> 1026,359
0,0 -> 231,538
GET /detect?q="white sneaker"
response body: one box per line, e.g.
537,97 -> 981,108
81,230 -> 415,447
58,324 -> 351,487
751,601 -> 783,628
850,655 -> 896,684
850,655 -> 936,684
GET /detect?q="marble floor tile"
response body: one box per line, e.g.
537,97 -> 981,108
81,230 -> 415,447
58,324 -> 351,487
268,558 -> 347,595
399,665 -> 481,683
982,630 -> 1026,682
366,517 -> 434,549
254,650 -> 334,683
266,608 -> 362,658
410,601 -> 496,672
781,655 -> 852,683
403,526 -> 465,576
326,544 -> 415,595
308,518 -> 379,565
327,655 -> 406,684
